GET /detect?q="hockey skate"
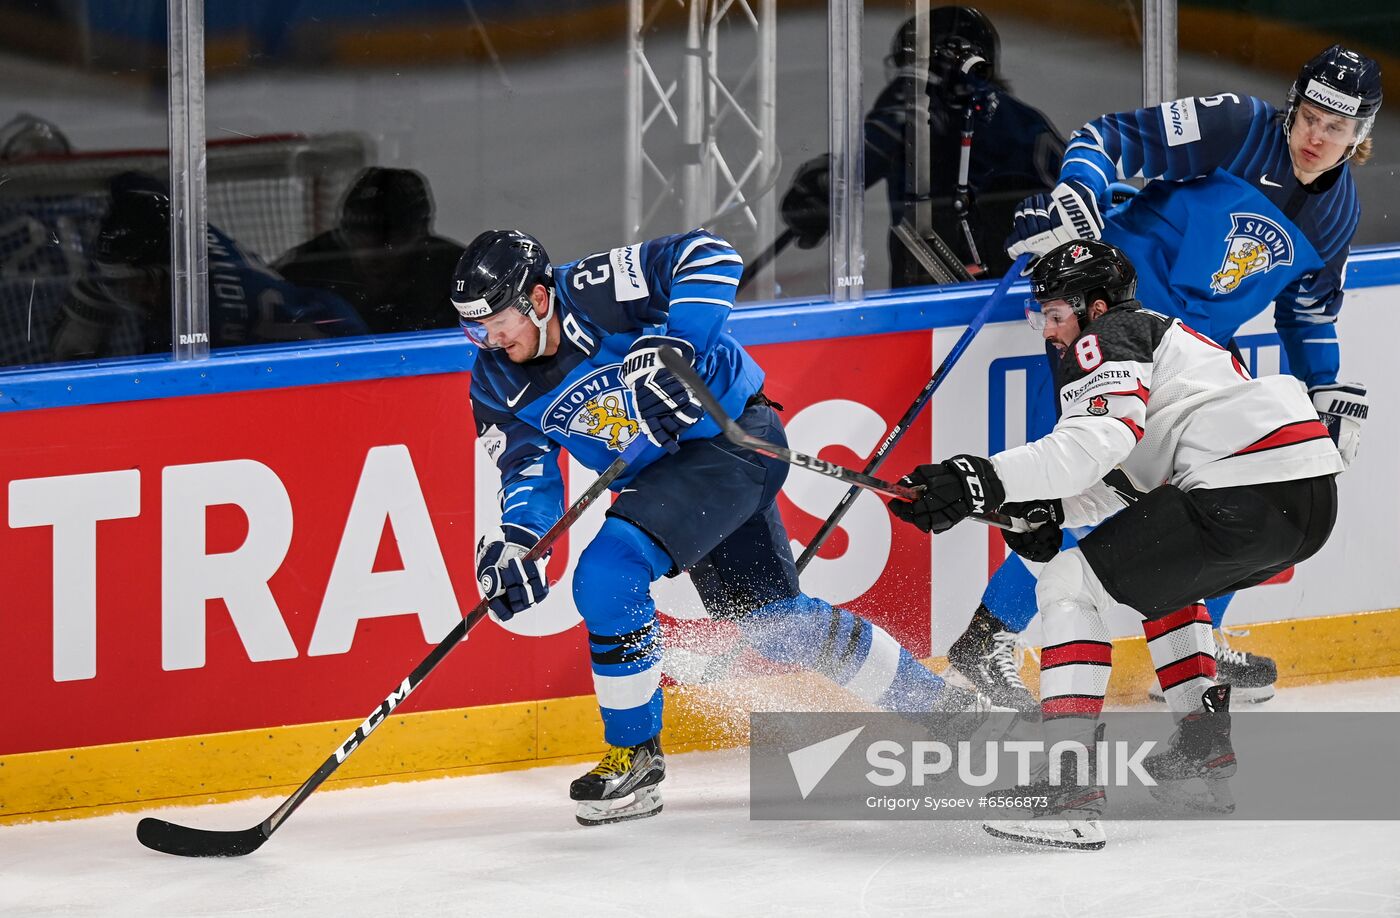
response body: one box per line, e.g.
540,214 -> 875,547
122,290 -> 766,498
1144,683 -> 1237,814
983,723 -> 1107,851
929,682 -> 1019,746
570,736 -> 666,827
946,605 -> 1039,714
1149,631 -> 1276,704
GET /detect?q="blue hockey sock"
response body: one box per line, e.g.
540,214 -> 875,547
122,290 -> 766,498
981,553 -> 1040,633
1205,592 -> 1234,629
573,518 -> 673,747
740,594 -> 950,711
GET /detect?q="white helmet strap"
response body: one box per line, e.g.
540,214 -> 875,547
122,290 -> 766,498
528,288 -> 556,359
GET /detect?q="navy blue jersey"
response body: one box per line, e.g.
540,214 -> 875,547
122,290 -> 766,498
865,76 -> 1064,277
205,225 -> 367,347
1059,94 -> 1359,387
864,77 -> 1064,204
469,230 -> 764,538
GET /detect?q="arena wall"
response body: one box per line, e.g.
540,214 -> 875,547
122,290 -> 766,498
4,246 -> 1398,822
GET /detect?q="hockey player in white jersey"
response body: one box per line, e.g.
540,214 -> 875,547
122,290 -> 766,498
888,240 -> 1342,848
947,44 -> 1380,708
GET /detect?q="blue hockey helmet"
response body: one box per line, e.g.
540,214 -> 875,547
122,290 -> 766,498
452,229 -> 555,355
1286,45 -> 1383,158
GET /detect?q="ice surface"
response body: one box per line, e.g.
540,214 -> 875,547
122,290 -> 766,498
4,679 -> 1400,917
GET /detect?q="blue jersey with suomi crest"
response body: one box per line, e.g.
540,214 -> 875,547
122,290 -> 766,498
1060,93 -> 1360,387
469,229 -> 764,538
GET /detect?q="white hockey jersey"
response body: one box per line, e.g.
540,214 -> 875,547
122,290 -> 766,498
991,304 -> 1342,528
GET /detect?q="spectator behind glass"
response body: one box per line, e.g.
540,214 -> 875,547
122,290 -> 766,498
51,171 -> 367,362
0,112 -> 72,160
779,6 -> 1065,283
275,167 -> 465,334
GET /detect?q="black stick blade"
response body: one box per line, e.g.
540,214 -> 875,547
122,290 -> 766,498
137,816 -> 269,858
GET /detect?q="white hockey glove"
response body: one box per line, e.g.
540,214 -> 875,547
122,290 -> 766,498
1005,178 -> 1104,261
1310,382 -> 1368,470
623,335 -> 704,454
476,524 -> 549,622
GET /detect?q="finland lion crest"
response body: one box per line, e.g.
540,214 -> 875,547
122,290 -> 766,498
543,365 -> 641,451
1210,213 -> 1294,295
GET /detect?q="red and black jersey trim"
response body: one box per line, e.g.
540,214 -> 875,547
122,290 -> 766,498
1233,419 -> 1331,457
1106,380 -> 1151,404
1118,417 -> 1145,442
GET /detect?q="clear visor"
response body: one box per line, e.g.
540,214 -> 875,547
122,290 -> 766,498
1024,297 -> 1079,332
1292,100 -> 1375,147
460,303 -> 530,350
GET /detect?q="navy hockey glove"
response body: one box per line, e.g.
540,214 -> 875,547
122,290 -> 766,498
999,499 -> 1064,563
623,336 -> 704,454
476,524 -> 550,622
780,155 -> 831,249
1005,178 -> 1103,260
1310,382 -> 1368,470
888,455 -> 1006,534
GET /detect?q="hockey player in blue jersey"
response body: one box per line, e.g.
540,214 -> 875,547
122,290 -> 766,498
942,45 -> 1380,711
454,228 -> 996,826
50,171 -> 367,362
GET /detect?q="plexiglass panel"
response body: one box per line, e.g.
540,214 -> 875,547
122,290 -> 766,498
0,0 -> 171,367
851,3 -> 1146,294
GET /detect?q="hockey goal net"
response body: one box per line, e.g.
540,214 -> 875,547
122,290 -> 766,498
0,132 -> 372,367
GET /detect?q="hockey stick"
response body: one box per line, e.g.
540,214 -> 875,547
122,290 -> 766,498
658,348 -> 1025,532
136,435 -> 652,858
794,252 -> 1031,571
736,229 -> 795,294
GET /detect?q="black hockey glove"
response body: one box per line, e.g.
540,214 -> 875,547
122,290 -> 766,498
1000,499 -> 1064,563
623,336 -> 704,454
780,155 -> 831,249
476,524 -> 550,622
888,455 -> 1005,534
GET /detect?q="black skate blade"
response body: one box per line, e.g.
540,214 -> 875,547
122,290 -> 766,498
983,822 -> 1105,851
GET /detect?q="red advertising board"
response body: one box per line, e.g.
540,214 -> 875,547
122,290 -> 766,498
1,331 -> 939,756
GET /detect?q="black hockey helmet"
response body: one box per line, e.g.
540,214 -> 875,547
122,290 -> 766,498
1286,45 -> 1382,158
1026,239 -> 1136,330
451,229 -> 555,354
95,171 -> 171,267
889,6 -> 998,73
340,167 -> 434,247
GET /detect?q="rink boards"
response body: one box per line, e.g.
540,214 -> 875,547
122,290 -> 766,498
3,249 -> 1400,820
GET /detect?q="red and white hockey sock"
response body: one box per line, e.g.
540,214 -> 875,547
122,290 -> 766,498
1144,603 -> 1218,713
1034,549 -> 1116,747
1039,599 -> 1113,746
